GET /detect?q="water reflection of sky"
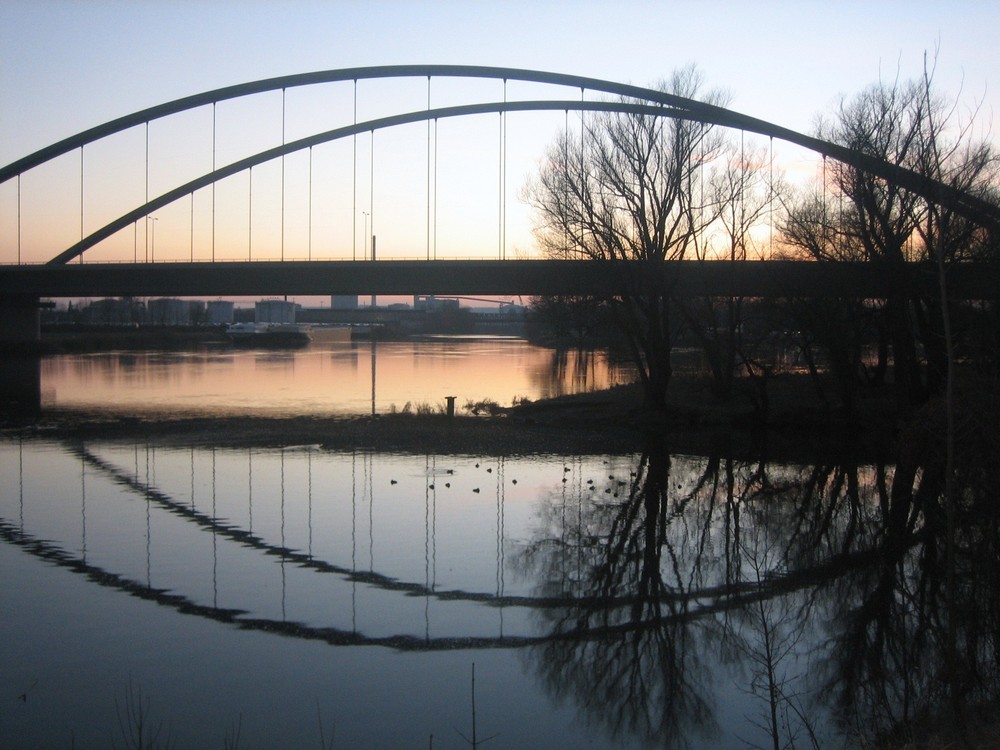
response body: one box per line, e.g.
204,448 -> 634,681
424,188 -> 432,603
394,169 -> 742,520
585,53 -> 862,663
9,434 -> 986,749
39,338 -> 632,417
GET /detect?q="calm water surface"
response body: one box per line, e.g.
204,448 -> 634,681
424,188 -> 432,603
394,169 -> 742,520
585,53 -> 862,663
39,337 -> 630,417
3,439 -> 851,749
5,437 -> 980,749
3,339 -> 991,748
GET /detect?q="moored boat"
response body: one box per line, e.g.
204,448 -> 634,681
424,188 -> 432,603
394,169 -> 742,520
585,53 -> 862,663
225,322 -> 311,348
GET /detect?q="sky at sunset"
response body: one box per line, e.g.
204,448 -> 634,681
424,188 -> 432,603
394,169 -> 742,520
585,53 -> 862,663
2,0 -> 999,275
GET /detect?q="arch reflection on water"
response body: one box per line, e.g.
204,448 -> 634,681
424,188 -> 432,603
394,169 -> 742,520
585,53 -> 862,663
5,440 -> 541,648
3,436 -> 999,748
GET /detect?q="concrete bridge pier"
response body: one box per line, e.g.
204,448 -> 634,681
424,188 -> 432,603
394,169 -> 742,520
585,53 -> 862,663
0,294 -> 43,419
0,294 -> 42,347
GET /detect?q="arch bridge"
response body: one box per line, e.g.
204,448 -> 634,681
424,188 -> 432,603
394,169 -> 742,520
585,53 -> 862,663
1,65 -> 999,341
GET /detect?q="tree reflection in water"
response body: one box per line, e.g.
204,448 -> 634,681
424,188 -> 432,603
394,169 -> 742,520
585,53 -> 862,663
515,430 -> 1000,748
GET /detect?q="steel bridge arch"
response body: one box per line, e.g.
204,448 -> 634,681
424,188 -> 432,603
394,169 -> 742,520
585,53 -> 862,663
46,99 -> 708,264
3,65 -> 997,264
0,64 -> 818,181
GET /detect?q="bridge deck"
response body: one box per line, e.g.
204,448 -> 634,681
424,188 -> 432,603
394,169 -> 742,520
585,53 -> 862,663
1,260 -> 997,300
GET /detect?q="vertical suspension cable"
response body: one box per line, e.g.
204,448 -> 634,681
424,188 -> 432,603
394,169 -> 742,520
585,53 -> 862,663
822,155 -> 828,251
190,193 -> 194,262
739,129 -> 746,261
837,157 -> 845,251
503,80 -> 507,259
353,79 -> 357,261
16,174 -> 20,264
699,122 -> 705,256
579,88 -> 586,255
281,88 -> 286,261
248,166 -> 253,260
212,102 -> 217,262
79,146 -> 84,248
427,76 -> 431,261
498,109 -> 502,260
822,154 -> 827,212
498,79 -> 507,260
369,129 -> 374,260
145,122 -> 150,263
563,108 -> 569,257
433,118 -> 438,259
133,220 -> 138,264
308,146 -> 313,261
769,136 -> 774,260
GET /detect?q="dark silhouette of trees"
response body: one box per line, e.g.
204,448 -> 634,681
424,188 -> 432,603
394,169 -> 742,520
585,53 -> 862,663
505,415 -> 1000,747
514,59 -> 1000,749
518,445 -> 720,746
525,66 -> 729,408
678,138 -> 779,400
525,294 -> 612,343
781,66 -> 999,415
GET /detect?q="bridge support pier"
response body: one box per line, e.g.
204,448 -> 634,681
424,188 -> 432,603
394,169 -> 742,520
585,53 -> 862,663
0,294 -> 43,419
0,294 -> 42,348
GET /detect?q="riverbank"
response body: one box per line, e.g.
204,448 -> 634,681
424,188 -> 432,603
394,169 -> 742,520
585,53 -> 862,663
27,325 -> 230,354
8,372 -> 904,461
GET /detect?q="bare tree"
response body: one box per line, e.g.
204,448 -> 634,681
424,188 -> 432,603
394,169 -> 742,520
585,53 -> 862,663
678,138 -> 778,399
779,62 -> 999,415
780,192 -> 884,413
525,66 -> 728,407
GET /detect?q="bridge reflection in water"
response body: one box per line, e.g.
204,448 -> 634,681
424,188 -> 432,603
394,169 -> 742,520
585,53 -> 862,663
15,442 -> 538,648
3,437 -> 999,748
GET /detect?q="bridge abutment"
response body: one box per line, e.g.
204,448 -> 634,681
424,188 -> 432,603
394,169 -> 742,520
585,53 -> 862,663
0,294 -> 43,419
0,294 -> 42,348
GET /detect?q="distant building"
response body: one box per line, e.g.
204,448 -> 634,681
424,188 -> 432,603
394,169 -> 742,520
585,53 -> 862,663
148,298 -> 198,326
469,303 -> 526,317
331,295 -> 359,310
413,295 -> 459,312
206,300 -> 235,324
82,297 -> 140,325
255,299 -> 296,324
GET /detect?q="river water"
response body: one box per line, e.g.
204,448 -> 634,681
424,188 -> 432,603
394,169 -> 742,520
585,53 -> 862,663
2,338 -> 994,748
37,336 -> 632,417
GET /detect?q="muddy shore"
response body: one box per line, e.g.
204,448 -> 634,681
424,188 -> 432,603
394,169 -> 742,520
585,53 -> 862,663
8,376 -> 901,462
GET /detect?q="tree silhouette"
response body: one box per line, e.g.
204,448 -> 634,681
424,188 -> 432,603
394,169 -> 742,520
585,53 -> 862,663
525,66 -> 729,408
